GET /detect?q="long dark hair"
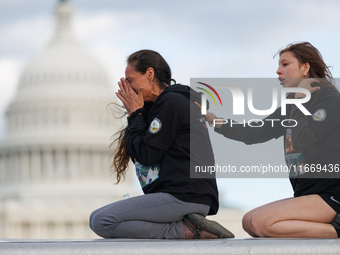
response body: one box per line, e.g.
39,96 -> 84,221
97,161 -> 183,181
109,49 -> 173,183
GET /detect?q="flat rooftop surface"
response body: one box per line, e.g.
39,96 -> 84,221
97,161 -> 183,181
1,238 -> 340,255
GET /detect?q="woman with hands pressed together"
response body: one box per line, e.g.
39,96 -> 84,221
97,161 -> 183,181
203,42 -> 340,238
89,49 -> 234,239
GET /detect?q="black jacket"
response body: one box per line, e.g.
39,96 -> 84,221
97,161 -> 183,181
126,84 -> 219,215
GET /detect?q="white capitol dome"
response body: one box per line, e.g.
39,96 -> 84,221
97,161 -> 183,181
0,0 -> 139,239
6,0 -> 114,145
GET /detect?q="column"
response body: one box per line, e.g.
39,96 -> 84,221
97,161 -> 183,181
68,149 -> 80,180
101,151 -> 110,178
30,221 -> 39,239
46,221 -> 56,239
91,151 -> 101,179
1,154 -> 9,184
65,222 -> 73,239
55,221 -> 64,239
13,152 -> 20,183
7,153 -> 15,183
42,149 -> 53,180
55,149 -> 66,179
40,222 -> 47,239
0,154 -> 3,184
79,150 -> 91,179
30,150 -> 41,181
20,151 -> 30,182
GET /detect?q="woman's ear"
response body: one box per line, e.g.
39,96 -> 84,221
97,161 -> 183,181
303,63 -> 310,77
146,67 -> 155,82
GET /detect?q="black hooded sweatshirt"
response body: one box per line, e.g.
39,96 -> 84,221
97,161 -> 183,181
126,84 -> 219,215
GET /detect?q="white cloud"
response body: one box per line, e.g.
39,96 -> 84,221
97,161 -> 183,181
0,58 -> 21,139
0,16 -> 52,56
74,12 -> 117,43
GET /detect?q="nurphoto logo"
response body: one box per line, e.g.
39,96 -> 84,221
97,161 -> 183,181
197,82 -> 312,128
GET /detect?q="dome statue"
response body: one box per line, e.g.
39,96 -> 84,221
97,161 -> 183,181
0,0 -> 139,239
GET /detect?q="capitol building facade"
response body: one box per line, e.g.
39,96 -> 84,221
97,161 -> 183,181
0,0 -> 139,239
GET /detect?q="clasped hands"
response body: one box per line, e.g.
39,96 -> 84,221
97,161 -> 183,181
115,78 -> 144,116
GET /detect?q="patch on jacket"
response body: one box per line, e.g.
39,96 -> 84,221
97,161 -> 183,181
312,108 -> 326,122
149,118 -> 162,134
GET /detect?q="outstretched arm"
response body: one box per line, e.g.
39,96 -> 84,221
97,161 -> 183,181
195,102 -> 284,145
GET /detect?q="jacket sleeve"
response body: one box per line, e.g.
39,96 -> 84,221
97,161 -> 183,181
126,113 -> 166,166
289,105 -> 318,151
214,107 -> 284,144
126,100 -> 182,166
290,94 -> 340,151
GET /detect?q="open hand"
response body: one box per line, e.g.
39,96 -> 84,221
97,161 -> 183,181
295,78 -> 320,98
194,102 -> 215,123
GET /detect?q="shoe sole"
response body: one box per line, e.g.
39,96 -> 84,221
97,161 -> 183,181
186,213 -> 235,238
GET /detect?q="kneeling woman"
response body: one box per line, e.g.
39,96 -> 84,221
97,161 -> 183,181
89,50 -> 233,239
203,42 -> 340,238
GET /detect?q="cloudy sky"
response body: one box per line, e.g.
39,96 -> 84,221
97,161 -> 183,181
1,0 -> 340,210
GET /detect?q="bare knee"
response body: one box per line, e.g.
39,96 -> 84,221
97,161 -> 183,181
243,211 -> 261,237
242,212 -> 251,232
249,213 -> 275,237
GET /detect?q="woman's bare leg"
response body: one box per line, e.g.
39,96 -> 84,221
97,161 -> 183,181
246,194 -> 337,238
242,197 -> 292,237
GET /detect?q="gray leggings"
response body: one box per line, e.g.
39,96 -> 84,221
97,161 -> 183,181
89,193 -> 210,239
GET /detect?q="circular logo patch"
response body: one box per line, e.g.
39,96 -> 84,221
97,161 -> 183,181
149,118 -> 162,134
312,108 -> 327,122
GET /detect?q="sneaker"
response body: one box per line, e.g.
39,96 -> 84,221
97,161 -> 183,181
183,213 -> 235,239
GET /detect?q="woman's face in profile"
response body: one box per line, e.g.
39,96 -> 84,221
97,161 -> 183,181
276,52 -> 306,88
125,64 -> 153,101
